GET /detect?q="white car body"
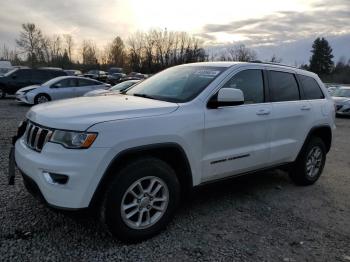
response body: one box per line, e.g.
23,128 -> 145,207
332,86 -> 350,116
15,76 -> 110,104
84,80 -> 140,97
15,62 -> 335,210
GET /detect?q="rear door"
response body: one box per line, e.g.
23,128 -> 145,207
267,69 -> 313,165
203,68 -> 272,182
49,78 -> 78,100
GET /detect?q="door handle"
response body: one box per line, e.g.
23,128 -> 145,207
256,109 -> 271,115
300,105 -> 311,111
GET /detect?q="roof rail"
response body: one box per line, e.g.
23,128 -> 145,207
250,60 -> 298,69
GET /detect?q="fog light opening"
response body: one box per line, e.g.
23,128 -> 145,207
43,172 -> 69,185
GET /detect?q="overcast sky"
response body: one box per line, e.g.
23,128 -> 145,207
0,0 -> 349,64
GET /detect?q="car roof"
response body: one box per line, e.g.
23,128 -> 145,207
179,61 -> 318,78
49,76 -> 99,81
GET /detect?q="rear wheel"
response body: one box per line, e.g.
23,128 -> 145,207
34,94 -> 50,104
289,137 -> 326,185
100,157 -> 180,242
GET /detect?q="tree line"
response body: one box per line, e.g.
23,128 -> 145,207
0,23 -> 349,83
1,23 -> 210,73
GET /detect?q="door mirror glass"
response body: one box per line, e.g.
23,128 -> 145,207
208,88 -> 244,108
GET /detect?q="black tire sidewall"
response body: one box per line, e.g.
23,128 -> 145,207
34,94 -> 50,104
291,137 -> 326,185
103,158 -> 180,242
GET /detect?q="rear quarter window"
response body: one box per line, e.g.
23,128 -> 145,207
298,74 -> 325,100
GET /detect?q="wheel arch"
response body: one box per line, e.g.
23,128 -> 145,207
89,143 -> 193,209
299,125 -> 332,157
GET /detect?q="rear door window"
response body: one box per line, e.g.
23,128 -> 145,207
298,75 -> 324,100
269,71 -> 300,102
52,78 -> 77,88
78,78 -> 101,87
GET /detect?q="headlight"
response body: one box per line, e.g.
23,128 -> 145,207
22,88 -> 35,94
50,130 -> 97,149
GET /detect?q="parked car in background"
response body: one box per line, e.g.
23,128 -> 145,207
327,85 -> 341,95
64,70 -> 83,76
84,70 -> 108,82
119,72 -> 147,82
84,79 -> 140,97
0,68 -> 67,98
108,67 -> 123,74
332,86 -> 350,116
107,73 -> 126,85
0,68 -> 12,76
15,76 -> 110,104
0,61 -> 13,76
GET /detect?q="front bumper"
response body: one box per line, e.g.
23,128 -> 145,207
15,137 -> 110,209
15,92 -> 31,104
336,104 -> 350,116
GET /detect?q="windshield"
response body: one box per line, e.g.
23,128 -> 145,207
110,81 -> 138,91
126,66 -> 226,102
4,68 -> 18,76
332,88 -> 350,98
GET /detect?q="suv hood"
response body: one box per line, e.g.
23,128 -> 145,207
26,95 -> 179,130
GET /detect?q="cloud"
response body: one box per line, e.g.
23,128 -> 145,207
0,0 -> 135,47
200,0 -> 350,46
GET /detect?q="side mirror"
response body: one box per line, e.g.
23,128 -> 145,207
12,74 -> 17,79
208,88 -> 244,109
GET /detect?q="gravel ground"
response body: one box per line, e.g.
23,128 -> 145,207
0,98 -> 349,262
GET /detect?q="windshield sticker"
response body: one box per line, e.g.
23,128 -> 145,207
194,70 -> 220,77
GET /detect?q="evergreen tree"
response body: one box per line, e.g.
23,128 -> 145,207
309,37 -> 334,75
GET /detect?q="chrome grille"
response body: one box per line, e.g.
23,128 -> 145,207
25,122 -> 53,152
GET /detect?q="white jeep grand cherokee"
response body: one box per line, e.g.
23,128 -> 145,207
13,62 -> 335,242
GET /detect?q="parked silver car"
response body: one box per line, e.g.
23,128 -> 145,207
84,79 -> 140,97
15,76 -> 110,104
332,86 -> 350,116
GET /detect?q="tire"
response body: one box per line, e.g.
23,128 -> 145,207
100,157 -> 180,242
289,137 -> 326,186
34,94 -> 50,104
0,88 -> 5,99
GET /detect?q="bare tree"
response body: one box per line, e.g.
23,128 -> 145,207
81,40 -> 98,65
0,44 -> 20,64
226,44 -> 257,62
107,36 -> 125,67
63,34 -> 74,62
127,32 -> 144,72
270,54 -> 282,63
16,23 -> 43,66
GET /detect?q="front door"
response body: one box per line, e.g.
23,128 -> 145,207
202,69 -> 272,182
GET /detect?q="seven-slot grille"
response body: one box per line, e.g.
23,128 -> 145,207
25,122 -> 53,152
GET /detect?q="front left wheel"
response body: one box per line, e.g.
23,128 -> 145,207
34,94 -> 51,104
100,157 -> 180,242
